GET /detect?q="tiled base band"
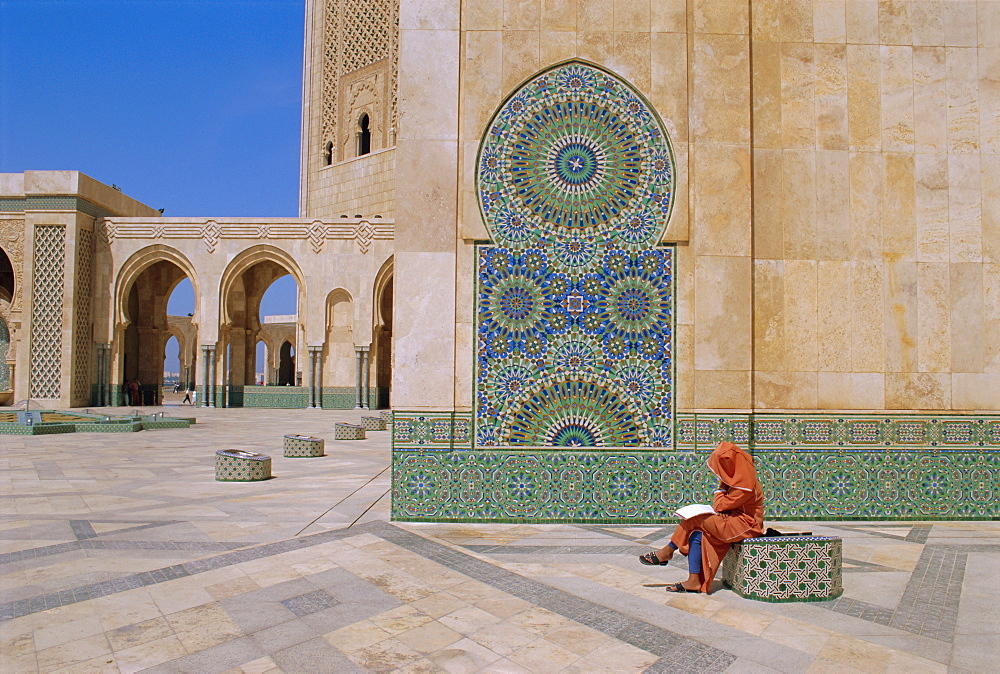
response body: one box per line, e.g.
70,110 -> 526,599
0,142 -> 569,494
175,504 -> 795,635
721,537 -> 843,603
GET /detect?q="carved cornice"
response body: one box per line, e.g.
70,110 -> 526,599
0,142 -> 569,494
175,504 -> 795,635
0,218 -> 25,313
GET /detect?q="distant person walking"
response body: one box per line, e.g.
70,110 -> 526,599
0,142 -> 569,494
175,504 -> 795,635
181,388 -> 193,405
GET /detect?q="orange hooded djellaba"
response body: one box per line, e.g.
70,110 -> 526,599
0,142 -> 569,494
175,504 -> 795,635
670,441 -> 765,593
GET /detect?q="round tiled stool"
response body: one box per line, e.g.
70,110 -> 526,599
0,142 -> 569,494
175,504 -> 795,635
283,434 -> 325,457
334,423 -> 366,440
215,449 -> 271,481
360,416 -> 386,431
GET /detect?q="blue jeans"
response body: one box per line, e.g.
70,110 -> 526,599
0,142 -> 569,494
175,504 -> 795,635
669,530 -> 703,574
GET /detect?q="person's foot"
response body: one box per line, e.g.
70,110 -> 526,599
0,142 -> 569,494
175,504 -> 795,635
665,582 -> 700,593
638,550 -> 672,565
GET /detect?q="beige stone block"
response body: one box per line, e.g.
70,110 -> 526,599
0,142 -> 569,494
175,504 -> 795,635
915,152 -> 950,262
577,31 -> 614,68
753,259 -> 786,371
399,29 -> 460,141
754,371 -> 818,409
815,43 -> 848,149
814,0 -> 846,43
981,48 -> 1000,154
910,0 -> 944,46
882,152 -> 916,258
461,31 -> 503,141
885,372 -> 950,408
946,47 -> 980,153
815,150 -> 850,260
752,40 -> 782,149
400,0 -> 460,29
817,372 -> 885,409
463,0 -> 503,30
846,0 -> 878,44
984,263 -> 1000,371
984,154 -> 1000,262
661,142 -> 689,243
912,47 -> 947,152
780,43 -> 816,149
878,0 -> 912,45
674,244 -> 695,326
883,259 -> 918,372
945,0 -> 978,46
693,370 -> 751,409
752,149 -> 783,259
504,0 -> 540,30
577,0 -> 613,32
539,31 -> 577,65
693,256 -> 752,371
651,0 -> 686,33
849,151 -> 883,259
851,261 -> 885,371
501,31 -> 540,95
880,45 -> 914,151
691,34 -> 751,144
950,262 -> 984,372
459,141 -> 490,241
614,0 -> 649,32
541,0 -> 576,31
691,143 -> 751,257
781,150 -> 816,260
817,261 -> 852,371
751,0 -> 780,42
948,154 -> 983,262
693,0 -> 747,35
650,32 -> 688,139
952,373 -> 1000,409
784,260 -> 818,372
980,2 -> 1000,48
392,252 -> 456,409
395,140 -> 458,252
847,45 -> 881,150
917,262 -> 951,372
781,0 -> 814,42
611,32 -> 651,93
675,322 -> 694,409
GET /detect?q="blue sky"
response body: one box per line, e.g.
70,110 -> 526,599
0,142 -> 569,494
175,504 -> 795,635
1,0 -> 305,376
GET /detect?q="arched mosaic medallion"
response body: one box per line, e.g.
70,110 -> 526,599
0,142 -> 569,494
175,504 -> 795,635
476,61 -> 676,449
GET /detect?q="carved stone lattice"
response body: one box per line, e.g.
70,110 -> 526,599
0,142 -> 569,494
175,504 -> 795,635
341,0 -> 390,74
29,225 -> 66,399
320,0 -> 340,155
0,219 -> 25,313
73,228 -> 94,402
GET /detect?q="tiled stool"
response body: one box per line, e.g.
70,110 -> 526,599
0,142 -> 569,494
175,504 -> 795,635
215,449 -> 271,481
721,536 -> 843,603
380,410 -> 393,425
283,434 -> 325,457
334,423 -> 366,440
360,416 -> 386,431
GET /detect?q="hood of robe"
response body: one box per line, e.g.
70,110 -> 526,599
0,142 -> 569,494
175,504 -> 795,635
706,441 -> 758,492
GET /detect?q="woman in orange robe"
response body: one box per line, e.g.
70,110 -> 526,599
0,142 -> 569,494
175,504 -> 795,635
639,441 -> 765,593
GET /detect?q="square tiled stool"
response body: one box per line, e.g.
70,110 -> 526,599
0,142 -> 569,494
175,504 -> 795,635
360,416 -> 386,431
380,410 -> 393,425
216,449 -> 271,481
334,423 -> 366,440
283,434 -> 325,457
721,536 -> 843,603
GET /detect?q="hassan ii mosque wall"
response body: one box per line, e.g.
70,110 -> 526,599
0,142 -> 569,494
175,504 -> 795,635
3,0 -> 1000,522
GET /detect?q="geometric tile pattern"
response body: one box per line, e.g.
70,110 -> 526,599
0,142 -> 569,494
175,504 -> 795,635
475,62 -> 675,450
72,227 -> 94,402
0,315 -> 9,391
29,224 -> 66,398
215,449 -> 272,481
283,434 -> 325,457
340,0 -> 390,74
720,536 -> 843,603
360,415 -> 386,431
334,423 -> 365,440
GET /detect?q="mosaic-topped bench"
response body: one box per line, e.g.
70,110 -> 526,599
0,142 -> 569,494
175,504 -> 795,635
361,416 -> 387,431
380,410 -> 393,425
283,435 -> 325,457
721,536 -> 842,603
216,449 -> 271,482
334,423 -> 366,440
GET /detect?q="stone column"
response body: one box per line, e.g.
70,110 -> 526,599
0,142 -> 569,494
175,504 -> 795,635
354,346 -> 363,409
308,346 -> 323,408
361,346 -> 370,410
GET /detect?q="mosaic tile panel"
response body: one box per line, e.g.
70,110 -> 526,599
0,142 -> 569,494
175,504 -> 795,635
475,62 -> 676,451
241,386 -> 309,408
29,224 -> 65,399
390,446 -> 1000,522
721,537 -> 843,603
72,228 -> 94,402
392,411 -> 472,451
215,450 -> 271,481
0,316 -> 9,391
283,434 -> 325,457
321,386 -> 356,409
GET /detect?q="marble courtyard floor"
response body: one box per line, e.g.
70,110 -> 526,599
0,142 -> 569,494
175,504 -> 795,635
1,408 -> 997,673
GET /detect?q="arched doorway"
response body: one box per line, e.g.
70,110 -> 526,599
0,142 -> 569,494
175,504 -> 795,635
0,245 -> 13,397
278,341 -> 295,385
372,259 -> 393,409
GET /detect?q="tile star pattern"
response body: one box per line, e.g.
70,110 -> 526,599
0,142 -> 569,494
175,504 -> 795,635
475,62 -> 676,450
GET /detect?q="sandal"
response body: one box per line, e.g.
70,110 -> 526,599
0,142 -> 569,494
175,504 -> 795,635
666,582 -> 700,593
638,551 -> 669,566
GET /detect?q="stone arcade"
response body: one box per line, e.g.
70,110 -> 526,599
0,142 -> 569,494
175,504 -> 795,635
3,0 -> 1000,521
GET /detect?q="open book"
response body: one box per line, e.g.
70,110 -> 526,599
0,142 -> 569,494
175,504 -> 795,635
675,504 -> 716,520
